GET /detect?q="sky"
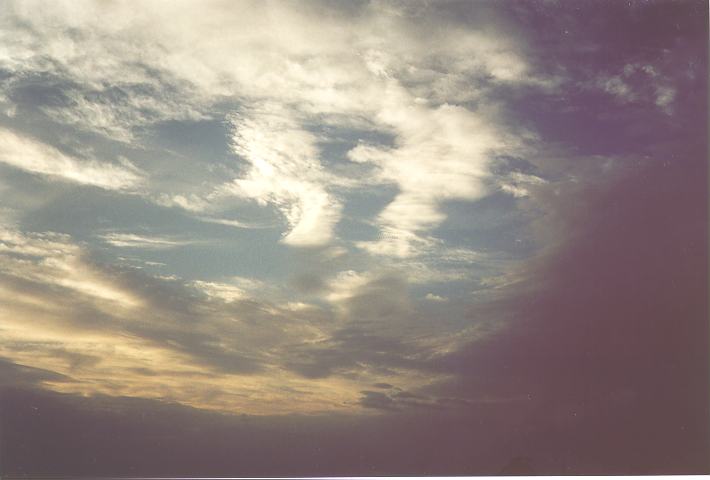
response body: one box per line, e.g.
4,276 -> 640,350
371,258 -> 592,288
0,0 -> 708,476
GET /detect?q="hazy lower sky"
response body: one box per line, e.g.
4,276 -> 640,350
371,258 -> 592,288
0,0 -> 707,476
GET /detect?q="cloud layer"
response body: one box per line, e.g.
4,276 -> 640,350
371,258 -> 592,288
0,0 -> 707,475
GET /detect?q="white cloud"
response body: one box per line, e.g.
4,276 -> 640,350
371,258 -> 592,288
0,128 -> 143,190
654,85 -> 676,113
41,88 -> 206,143
99,233 -> 194,249
596,63 -> 677,114
349,94 -> 508,257
198,216 -> 275,230
0,1 -> 565,414
324,270 -> 374,306
425,293 -> 448,302
193,276 -> 266,303
153,193 -> 213,213
192,280 -> 247,303
598,76 -> 635,102
0,226 -> 142,309
500,171 -> 547,198
223,105 -> 342,246
1,1 -> 550,252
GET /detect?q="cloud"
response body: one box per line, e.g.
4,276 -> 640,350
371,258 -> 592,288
654,84 -> 676,112
0,358 -> 72,388
430,148 -> 709,469
0,386 -> 557,477
0,226 -> 142,309
99,233 -> 195,249
0,225 -> 272,409
1,223 -> 470,414
153,193 -> 213,213
595,63 -> 678,114
0,0 -> 551,252
283,325 -> 427,381
0,128 -> 143,190
0,1 -> 706,475
425,293 -> 448,302
499,171 -> 547,198
348,98 -> 515,257
198,216 -> 275,230
223,105 -> 342,247
358,387 -> 469,412
598,76 -> 635,102
359,390 -> 398,411
41,85 -> 207,143
192,276 -> 265,303
282,268 -> 501,386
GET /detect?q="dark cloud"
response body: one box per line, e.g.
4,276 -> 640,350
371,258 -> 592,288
0,259 -> 269,375
497,0 -> 708,157
342,273 -> 412,325
372,382 -> 393,389
280,273 -> 440,379
284,325 -> 430,379
1,134 -> 705,473
0,358 -> 72,388
429,145 -> 709,472
359,390 -> 398,411
358,388 -> 455,412
0,386 -> 535,477
290,272 -> 326,294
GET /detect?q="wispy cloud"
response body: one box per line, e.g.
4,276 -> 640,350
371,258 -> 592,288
349,100 -> 508,257
0,1 -> 550,252
499,172 -> 547,198
0,226 -> 142,310
99,233 -> 195,249
223,105 -> 342,246
198,216 -> 276,230
0,128 -> 143,190
0,224 -> 463,414
41,86 -> 207,143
